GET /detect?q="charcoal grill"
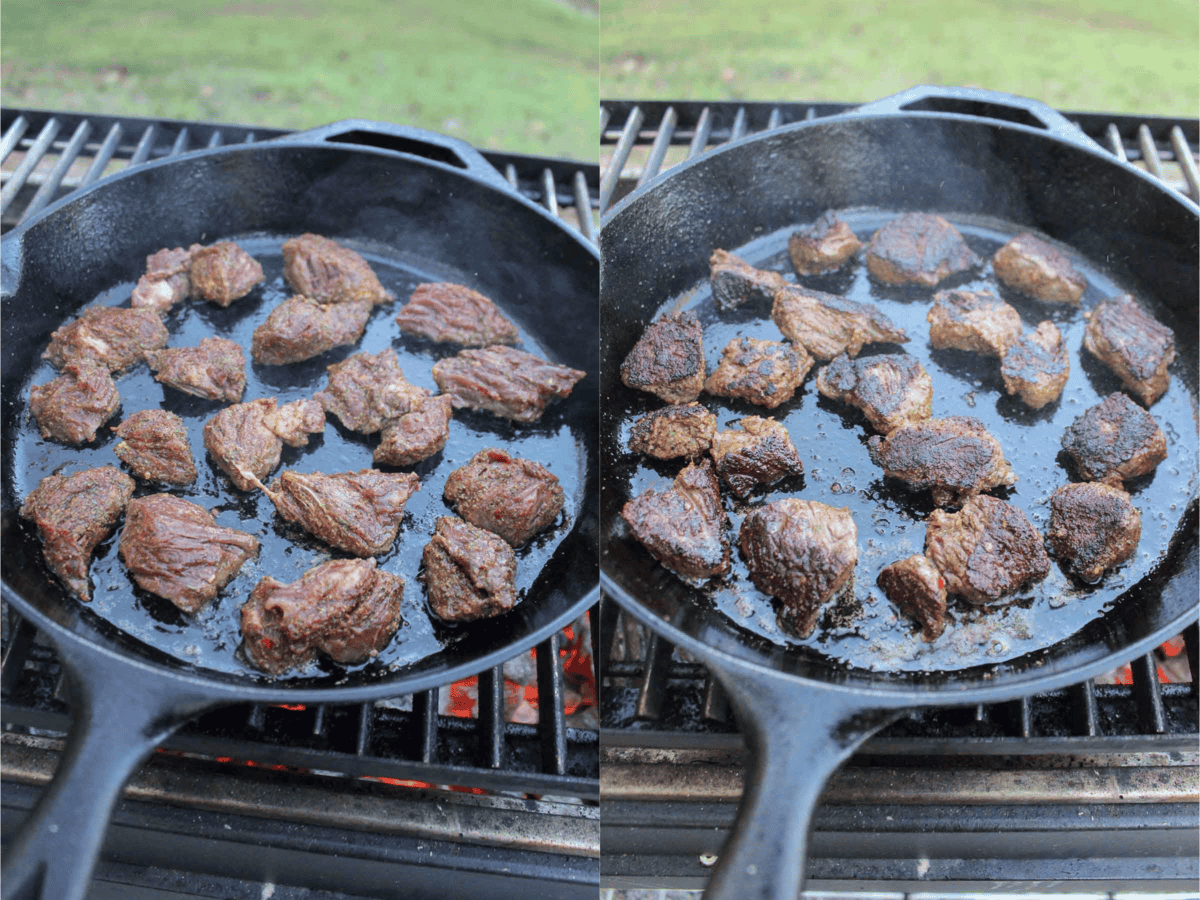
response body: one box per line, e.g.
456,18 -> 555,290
0,107 -> 600,900
598,98 -> 1199,895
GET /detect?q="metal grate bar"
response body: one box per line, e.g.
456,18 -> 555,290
635,633 -> 674,720
504,162 -> 519,188
415,687 -> 439,764
1105,123 -> 1127,161
0,114 -> 30,165
0,617 -> 40,698
478,665 -> 505,769
169,127 -> 190,157
687,106 -> 713,158
766,106 -> 782,131
573,170 -> 596,244
0,116 -> 62,215
81,123 -> 124,187
1070,680 -> 1101,736
537,633 -> 568,775
354,701 -> 374,756
702,674 -> 729,724
1137,124 -> 1165,180
1132,653 -> 1167,734
23,119 -> 92,220
637,106 -> 677,186
1170,125 -> 1200,202
729,106 -> 748,141
599,105 -> 644,212
206,130 -> 223,149
128,124 -> 157,166
541,167 -> 559,217
311,703 -> 327,737
246,703 -> 266,731
1004,696 -> 1034,738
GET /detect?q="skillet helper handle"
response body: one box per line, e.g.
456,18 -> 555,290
1,639 -> 215,900
703,662 -> 902,900
279,118 -> 513,192
857,84 -> 1104,153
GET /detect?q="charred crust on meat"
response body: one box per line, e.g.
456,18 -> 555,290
709,415 -> 805,498
992,232 -> 1086,306
927,289 -> 1022,358
620,312 -> 706,403
1082,296 -> 1175,406
628,402 -> 717,460
1060,392 -> 1167,486
708,249 -> 787,311
865,213 -> 982,287
1047,482 -> 1141,583
704,336 -> 812,409
771,282 -> 908,361
1000,321 -> 1069,409
877,554 -> 947,641
815,352 -> 933,434
788,211 -> 864,275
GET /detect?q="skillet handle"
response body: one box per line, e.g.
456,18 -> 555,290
855,84 -> 1104,153
1,638 -> 216,900
702,661 -> 902,900
278,118 -> 513,192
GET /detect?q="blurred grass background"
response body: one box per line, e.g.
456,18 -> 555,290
1,0 -> 599,161
600,0 -> 1199,116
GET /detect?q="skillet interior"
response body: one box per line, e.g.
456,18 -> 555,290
600,113 -> 1199,694
1,143 -> 600,696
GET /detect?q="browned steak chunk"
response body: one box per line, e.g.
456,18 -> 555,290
621,458 -> 731,582
708,249 -> 787,311
44,306 -> 168,373
739,498 -> 857,637
1001,321 -> 1069,409
816,352 -> 932,434
29,362 -> 120,445
1060,392 -> 1167,486
925,495 -> 1050,605
131,245 -> 199,315
705,337 -> 812,409
709,415 -> 805,498
1083,296 -> 1176,406
374,394 -> 454,466
992,232 -> 1086,306
1047,482 -> 1141,582
432,345 -> 586,422
145,337 -> 246,402
422,516 -> 519,622
443,448 -> 564,547
113,409 -> 197,485
788,211 -> 863,275
241,558 -> 404,675
251,297 -> 371,365
866,213 -> 981,287
282,233 -> 392,306
265,469 -> 420,557
867,416 -> 1018,507
619,313 -> 706,404
203,398 -> 325,491
316,349 -> 429,434
628,402 -> 717,460
20,467 -> 135,602
877,555 -> 947,641
927,289 -> 1022,357
119,493 -> 259,613
188,241 -> 264,306
395,282 -> 519,346
771,283 -> 908,361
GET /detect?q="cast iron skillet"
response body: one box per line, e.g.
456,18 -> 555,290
600,87 -> 1198,899
1,120 -> 599,900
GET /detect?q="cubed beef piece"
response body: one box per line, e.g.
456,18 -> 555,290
395,282 -> 519,346
619,313 -> 706,404
113,409 -> 197,485
422,516 -> 519,622
315,348 -> 429,434
705,337 -> 812,409
815,352 -> 933,434
877,555 -> 948,641
927,289 -> 1022,358
1083,296 -> 1176,406
145,337 -> 246,403
866,213 -> 981,287
788,211 -> 863,275
44,306 -> 168,373
1060,392 -> 1167,486
188,241 -> 264,306
628,402 -> 717,460
771,283 -> 907,361
282,233 -> 392,305
1047,482 -> 1141,582
708,249 -> 787,311
710,415 -> 805,498
251,297 -> 372,365
1001,321 -> 1069,409
432,345 -> 586,423
992,232 -> 1086,305
443,448 -> 564,547
29,361 -> 120,445
374,394 -> 455,467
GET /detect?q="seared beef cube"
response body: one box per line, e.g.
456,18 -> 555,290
422,516 -> 519,622
619,313 -> 706,404
432,345 -> 586,423
710,416 -> 805,498
877,555 -> 947,641
374,394 -> 454,466
251,297 -> 371,365
771,283 -> 908,361
265,469 -> 420,557
188,241 -> 264,306
29,362 -> 120,445
1047,482 -> 1141,582
44,306 -> 168,373
927,289 -> 1022,358
113,409 -> 197,485
119,493 -> 259,613
1083,296 -> 1176,406
395,282 -> 519,346
788,211 -> 863,275
924,495 -> 1050,605
867,417 -> 1017,507
1060,392 -> 1167,486
739,498 -> 857,637
992,232 -> 1086,306
866,213 -> 981,287
621,459 -> 731,582
704,337 -> 812,409
1001,321 -> 1069,409
282,233 -> 392,306
628,402 -> 717,460
816,352 -> 932,434
203,398 -> 324,491
131,245 -> 198,315
708,249 -> 787,311
20,467 -> 135,602
241,558 -> 404,675
316,349 -> 430,434
145,337 -> 246,402
443,448 -> 564,547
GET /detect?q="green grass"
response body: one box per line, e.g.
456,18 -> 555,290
600,0 -> 1199,118
1,0 -> 599,161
